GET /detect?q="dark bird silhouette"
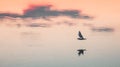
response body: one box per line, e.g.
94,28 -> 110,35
77,31 -> 86,40
77,49 -> 86,56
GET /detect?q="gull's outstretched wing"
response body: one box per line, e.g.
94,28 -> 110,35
78,31 -> 84,38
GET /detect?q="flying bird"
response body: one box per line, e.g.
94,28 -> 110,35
77,31 -> 86,40
77,49 -> 86,56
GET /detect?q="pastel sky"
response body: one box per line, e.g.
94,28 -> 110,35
0,0 -> 120,67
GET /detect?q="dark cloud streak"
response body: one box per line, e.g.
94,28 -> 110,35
26,23 -> 50,27
0,13 -> 22,18
83,23 -> 115,32
91,27 -> 114,32
0,5 -> 92,19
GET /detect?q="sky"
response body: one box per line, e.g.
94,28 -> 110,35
0,0 -> 120,67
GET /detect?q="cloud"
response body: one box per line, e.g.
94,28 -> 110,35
55,21 -> 76,26
83,23 -> 115,32
0,5 -> 93,28
0,13 -> 22,18
26,23 -> 50,27
91,27 -> 114,32
0,5 -> 92,19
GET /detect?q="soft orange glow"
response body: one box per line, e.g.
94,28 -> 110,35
0,0 -> 120,13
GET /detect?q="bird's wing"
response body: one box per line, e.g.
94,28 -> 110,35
78,31 -> 84,38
